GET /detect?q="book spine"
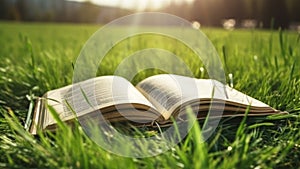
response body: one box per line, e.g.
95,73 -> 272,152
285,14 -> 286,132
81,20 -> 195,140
28,97 -> 44,135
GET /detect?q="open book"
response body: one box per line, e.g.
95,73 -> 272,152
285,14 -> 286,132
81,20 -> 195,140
28,74 -> 285,134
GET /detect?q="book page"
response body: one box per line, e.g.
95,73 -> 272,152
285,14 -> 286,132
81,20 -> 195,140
44,76 -> 159,127
136,74 -> 271,120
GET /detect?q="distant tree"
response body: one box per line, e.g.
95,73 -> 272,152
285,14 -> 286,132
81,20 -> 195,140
0,0 -> 8,19
286,0 -> 300,22
192,0 -> 214,26
15,0 -> 27,20
260,0 -> 289,28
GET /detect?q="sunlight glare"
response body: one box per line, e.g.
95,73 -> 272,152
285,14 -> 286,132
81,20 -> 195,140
91,0 -> 169,11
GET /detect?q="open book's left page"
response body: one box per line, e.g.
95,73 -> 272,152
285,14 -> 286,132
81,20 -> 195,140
32,76 -> 161,133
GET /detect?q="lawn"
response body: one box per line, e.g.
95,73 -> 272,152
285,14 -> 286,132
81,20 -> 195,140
0,21 -> 299,168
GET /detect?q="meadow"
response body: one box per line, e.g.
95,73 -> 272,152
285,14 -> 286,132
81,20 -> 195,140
0,21 -> 299,168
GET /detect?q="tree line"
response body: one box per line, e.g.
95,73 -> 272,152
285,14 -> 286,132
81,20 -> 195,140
0,0 -> 299,29
0,0 -> 131,23
163,0 -> 300,29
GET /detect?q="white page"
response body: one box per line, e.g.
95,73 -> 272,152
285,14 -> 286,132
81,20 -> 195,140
45,76 -> 158,126
136,74 -> 271,119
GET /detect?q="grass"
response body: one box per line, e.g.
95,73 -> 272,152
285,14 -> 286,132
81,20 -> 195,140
0,21 -> 300,168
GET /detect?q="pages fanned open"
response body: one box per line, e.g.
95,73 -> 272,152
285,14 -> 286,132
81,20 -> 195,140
29,74 -> 286,134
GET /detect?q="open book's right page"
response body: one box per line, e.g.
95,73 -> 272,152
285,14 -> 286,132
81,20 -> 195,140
136,74 -> 279,120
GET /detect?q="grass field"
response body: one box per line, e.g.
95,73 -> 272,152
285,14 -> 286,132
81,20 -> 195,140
0,21 -> 299,168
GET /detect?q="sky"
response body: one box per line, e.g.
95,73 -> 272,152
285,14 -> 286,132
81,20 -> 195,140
71,0 -> 194,11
